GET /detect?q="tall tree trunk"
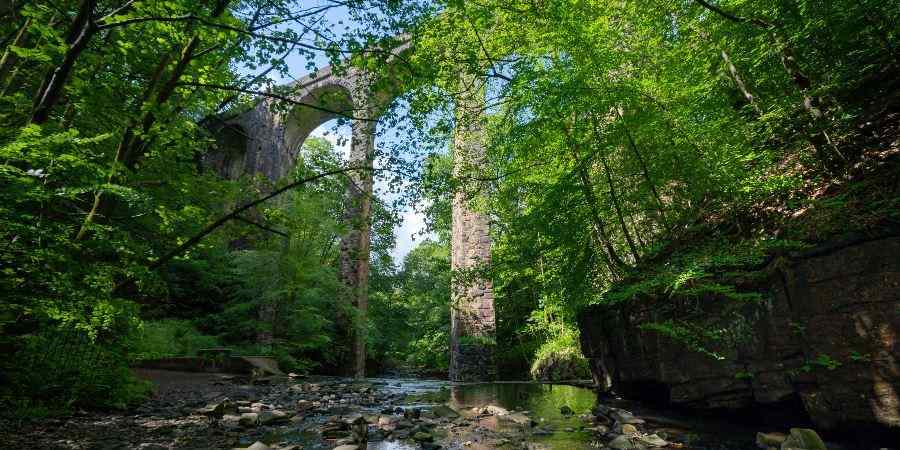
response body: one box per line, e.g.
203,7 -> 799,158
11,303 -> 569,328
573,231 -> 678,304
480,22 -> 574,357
30,0 -> 96,125
75,0 -> 228,241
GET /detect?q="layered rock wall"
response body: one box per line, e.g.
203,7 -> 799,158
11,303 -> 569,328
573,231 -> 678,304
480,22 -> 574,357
579,236 -> 900,431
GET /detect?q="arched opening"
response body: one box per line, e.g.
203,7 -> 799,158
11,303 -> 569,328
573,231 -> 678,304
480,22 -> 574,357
283,82 -> 356,157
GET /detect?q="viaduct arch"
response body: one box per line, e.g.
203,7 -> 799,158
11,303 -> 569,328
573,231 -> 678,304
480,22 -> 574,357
212,45 -> 496,381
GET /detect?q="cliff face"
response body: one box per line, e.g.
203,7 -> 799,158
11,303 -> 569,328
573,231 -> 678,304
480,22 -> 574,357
579,236 -> 900,431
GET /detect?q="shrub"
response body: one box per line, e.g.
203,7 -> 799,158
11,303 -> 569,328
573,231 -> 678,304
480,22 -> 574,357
529,331 -> 590,381
131,319 -> 219,360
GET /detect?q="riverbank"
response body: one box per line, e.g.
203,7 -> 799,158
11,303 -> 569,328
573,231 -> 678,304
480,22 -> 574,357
2,370 -> 860,450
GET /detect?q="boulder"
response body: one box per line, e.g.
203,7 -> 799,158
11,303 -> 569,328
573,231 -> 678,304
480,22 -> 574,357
620,424 -> 638,434
636,434 -> 668,447
238,412 -> 259,427
757,432 -> 788,448
431,405 -> 461,418
257,410 -> 289,425
478,405 -> 510,416
781,428 -> 827,450
220,414 -> 242,429
231,442 -> 270,450
608,435 -> 645,450
501,412 -> 536,427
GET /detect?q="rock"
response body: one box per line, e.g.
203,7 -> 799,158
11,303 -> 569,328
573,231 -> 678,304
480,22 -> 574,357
612,410 -> 645,425
238,412 -> 259,427
757,432 -> 788,448
413,431 -> 434,442
421,443 -> 442,450
321,419 -> 350,439
257,410 -> 289,425
501,412 -> 536,427
231,442 -> 271,450
609,435 -> 646,450
378,416 -> 398,429
560,405 -> 574,416
197,398 -> 237,419
781,428 -> 827,450
221,414 -> 242,429
637,434 -> 668,447
333,446 -> 359,450
620,424 -> 638,434
404,408 -> 422,420
431,405 -> 460,418
478,405 -> 509,416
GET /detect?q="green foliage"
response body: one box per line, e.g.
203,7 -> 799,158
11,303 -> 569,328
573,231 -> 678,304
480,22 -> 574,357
529,329 -> 590,381
369,240 -> 451,374
130,320 -> 219,360
0,0 -> 419,406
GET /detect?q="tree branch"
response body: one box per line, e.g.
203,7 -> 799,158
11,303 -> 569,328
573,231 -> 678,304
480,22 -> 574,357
112,165 -> 375,295
693,0 -> 774,29
179,82 -> 378,122
234,215 -> 289,237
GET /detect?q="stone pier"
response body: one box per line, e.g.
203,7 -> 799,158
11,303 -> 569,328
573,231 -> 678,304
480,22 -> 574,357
449,81 -> 496,381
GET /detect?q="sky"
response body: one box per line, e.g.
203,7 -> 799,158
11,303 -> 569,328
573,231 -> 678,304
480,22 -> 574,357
248,2 -> 433,264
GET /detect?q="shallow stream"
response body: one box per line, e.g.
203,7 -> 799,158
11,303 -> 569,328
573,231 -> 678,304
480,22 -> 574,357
270,378 -> 764,450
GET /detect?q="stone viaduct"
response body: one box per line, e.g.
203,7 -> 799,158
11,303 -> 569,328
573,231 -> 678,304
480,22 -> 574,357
207,45 -> 495,381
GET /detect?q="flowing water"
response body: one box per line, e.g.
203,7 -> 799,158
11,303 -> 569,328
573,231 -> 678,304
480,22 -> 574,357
268,378 -> 764,450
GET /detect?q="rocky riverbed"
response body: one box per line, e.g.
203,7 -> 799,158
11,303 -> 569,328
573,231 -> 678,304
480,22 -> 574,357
1,370 -> 838,450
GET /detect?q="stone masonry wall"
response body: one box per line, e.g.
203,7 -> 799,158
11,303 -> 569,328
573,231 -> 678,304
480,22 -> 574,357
579,236 -> 900,432
449,81 -> 497,382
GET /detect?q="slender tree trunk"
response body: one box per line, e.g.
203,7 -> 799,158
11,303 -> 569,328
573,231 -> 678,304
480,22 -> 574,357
693,0 -> 845,172
562,123 -> 625,273
720,49 -> 762,115
616,108 -> 670,233
76,0 -> 228,241
0,17 -> 31,85
596,141 -> 640,263
30,0 -> 96,125
75,53 -> 172,241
